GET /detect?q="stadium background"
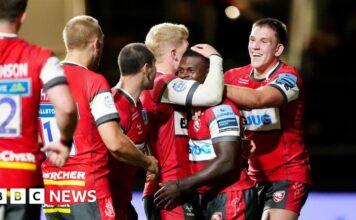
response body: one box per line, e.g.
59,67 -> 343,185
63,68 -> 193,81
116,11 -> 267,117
19,0 -> 356,219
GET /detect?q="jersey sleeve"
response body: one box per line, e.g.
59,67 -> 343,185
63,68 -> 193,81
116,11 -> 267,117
161,77 -> 199,105
40,56 -> 68,91
89,75 -> 119,126
268,72 -> 301,103
157,55 -> 223,106
206,104 -> 241,144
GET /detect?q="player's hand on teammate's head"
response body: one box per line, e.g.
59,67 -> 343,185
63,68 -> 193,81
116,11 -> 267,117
191,44 -> 220,58
41,141 -> 70,167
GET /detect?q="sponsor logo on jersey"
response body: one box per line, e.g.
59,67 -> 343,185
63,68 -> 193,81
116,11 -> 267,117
212,105 -> 238,131
0,150 -> 36,170
189,141 -> 216,162
241,108 -> 281,131
174,111 -> 188,136
244,114 -> 271,126
275,73 -> 297,91
0,150 -> 35,163
172,80 -> 187,92
104,198 -> 115,217
273,190 -> 286,203
39,104 -> 55,117
0,79 -> 30,96
189,144 -> 212,155
183,203 -> 194,215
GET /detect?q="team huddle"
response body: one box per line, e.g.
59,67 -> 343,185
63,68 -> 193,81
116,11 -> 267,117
0,0 -> 311,220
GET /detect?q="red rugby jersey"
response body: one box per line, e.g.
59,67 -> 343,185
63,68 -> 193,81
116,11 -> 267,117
225,61 -> 311,184
140,72 -> 191,197
188,99 -> 255,196
39,62 -> 119,204
109,87 -> 148,204
0,35 -> 66,188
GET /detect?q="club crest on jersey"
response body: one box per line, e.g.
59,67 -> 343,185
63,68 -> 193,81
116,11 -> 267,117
211,212 -> 223,220
103,94 -> 115,108
172,80 -> 187,92
273,190 -> 286,203
193,119 -> 201,132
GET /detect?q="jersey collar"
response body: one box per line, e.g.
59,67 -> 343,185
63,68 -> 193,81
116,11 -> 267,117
0,32 -> 17,39
250,60 -> 281,81
114,84 -> 138,106
60,60 -> 88,69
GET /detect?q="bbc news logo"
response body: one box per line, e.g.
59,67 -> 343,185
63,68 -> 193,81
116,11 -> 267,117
0,189 -> 96,204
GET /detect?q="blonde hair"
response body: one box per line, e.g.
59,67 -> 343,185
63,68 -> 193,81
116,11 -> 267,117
63,15 -> 103,51
145,23 -> 189,59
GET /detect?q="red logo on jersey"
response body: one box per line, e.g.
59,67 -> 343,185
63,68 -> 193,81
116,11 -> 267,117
273,190 -> 286,203
210,212 -> 222,220
193,119 -> 201,132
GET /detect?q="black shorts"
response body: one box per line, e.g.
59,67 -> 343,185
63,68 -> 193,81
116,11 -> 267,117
256,180 -> 310,214
201,187 -> 258,220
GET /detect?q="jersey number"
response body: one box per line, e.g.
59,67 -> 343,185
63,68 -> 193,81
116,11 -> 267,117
0,95 -> 20,137
39,103 -> 76,156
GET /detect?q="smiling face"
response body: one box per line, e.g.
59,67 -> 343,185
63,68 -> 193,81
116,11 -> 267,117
177,55 -> 209,83
248,25 -> 283,75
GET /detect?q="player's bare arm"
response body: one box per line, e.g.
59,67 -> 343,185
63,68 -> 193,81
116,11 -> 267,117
154,141 -> 241,210
98,121 -> 159,179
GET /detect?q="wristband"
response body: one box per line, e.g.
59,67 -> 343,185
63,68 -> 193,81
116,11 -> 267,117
60,139 -> 73,148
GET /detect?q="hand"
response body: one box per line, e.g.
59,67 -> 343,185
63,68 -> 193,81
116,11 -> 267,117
145,155 -> 159,179
191,44 -> 220,58
154,181 -> 181,210
146,171 -> 157,181
241,138 -> 256,159
41,141 -> 70,167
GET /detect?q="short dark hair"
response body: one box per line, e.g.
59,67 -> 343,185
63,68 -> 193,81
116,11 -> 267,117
118,43 -> 155,76
253,18 -> 287,45
0,0 -> 28,21
182,48 -> 209,66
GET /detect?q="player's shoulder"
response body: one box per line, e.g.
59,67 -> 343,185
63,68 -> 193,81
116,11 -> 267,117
278,62 -> 300,76
224,64 -> 252,83
154,72 -> 176,85
19,38 -> 53,57
225,64 -> 251,75
85,70 -> 108,83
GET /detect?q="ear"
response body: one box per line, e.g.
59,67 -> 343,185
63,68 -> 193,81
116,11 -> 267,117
171,49 -> 178,61
93,38 -> 100,51
142,63 -> 151,77
19,12 -> 27,24
275,44 -> 284,57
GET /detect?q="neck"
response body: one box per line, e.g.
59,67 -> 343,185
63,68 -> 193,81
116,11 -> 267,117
64,50 -> 94,69
155,56 -> 176,74
253,59 -> 279,78
117,74 -> 144,101
0,21 -> 20,34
